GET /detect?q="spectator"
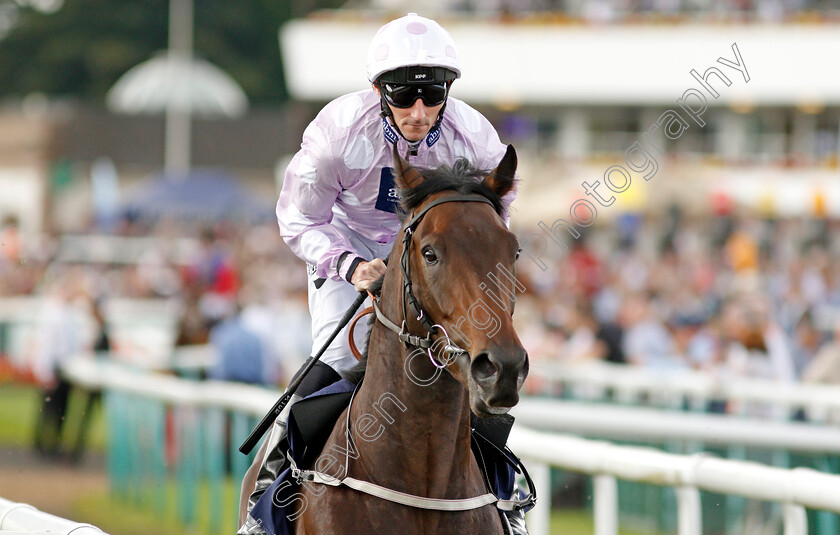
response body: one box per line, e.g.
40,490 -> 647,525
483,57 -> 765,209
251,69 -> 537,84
801,318 -> 840,384
720,298 -> 796,418
32,269 -> 91,457
0,215 -> 21,263
790,310 -> 824,378
208,307 -> 267,385
69,295 -> 111,462
620,293 -> 683,369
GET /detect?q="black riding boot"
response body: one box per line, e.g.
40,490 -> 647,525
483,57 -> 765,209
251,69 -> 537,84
471,417 -> 532,535
238,360 -> 342,534
238,394 -> 298,535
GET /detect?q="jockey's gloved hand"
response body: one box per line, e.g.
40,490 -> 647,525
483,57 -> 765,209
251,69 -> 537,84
351,258 -> 387,292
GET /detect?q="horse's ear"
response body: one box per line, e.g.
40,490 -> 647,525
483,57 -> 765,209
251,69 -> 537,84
483,145 -> 517,198
392,143 -> 423,190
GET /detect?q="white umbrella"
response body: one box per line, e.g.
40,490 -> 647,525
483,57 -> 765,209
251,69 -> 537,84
105,53 -> 248,118
104,0 -> 247,175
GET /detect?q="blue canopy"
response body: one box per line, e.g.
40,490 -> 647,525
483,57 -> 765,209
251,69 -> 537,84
121,169 -> 275,222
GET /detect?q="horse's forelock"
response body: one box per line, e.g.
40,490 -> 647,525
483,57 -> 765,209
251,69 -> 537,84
397,159 -> 505,221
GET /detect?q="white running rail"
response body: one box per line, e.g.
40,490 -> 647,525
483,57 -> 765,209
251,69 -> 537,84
511,398 -> 840,453
0,497 -> 109,535
510,427 -> 840,535
531,361 -> 840,420
60,358 -> 840,535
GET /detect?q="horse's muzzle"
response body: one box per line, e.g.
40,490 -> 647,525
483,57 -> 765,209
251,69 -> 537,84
470,348 -> 529,409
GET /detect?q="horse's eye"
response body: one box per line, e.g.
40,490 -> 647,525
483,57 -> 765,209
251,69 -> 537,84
514,248 -> 522,261
423,247 -> 438,265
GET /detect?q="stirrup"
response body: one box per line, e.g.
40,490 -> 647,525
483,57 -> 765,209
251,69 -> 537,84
503,507 -> 530,535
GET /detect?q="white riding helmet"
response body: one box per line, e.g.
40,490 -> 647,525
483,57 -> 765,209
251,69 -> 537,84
366,13 -> 461,84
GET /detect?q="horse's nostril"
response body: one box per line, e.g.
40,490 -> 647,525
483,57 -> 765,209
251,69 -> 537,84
470,352 -> 498,385
519,353 -> 530,383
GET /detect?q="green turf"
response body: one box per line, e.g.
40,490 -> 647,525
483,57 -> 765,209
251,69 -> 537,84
72,491 -> 192,535
73,477 -> 241,535
548,509 -> 669,535
0,383 -> 40,446
0,382 -> 105,450
74,479 -> 669,535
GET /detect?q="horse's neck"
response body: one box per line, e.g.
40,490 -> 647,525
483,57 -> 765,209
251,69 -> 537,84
349,300 -> 478,496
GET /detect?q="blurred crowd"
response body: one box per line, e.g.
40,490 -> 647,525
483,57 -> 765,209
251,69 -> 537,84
5,206 -> 840,408
438,0 -> 838,22
0,215 -> 312,391
513,208 -> 840,396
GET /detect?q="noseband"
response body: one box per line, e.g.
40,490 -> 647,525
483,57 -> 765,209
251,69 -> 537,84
372,193 -> 495,366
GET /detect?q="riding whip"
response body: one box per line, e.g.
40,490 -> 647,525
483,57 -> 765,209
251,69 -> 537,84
239,289 -> 369,455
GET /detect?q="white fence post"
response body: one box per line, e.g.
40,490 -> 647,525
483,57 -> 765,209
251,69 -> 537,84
676,486 -> 702,535
593,474 -> 618,535
783,503 -> 807,535
526,461 -> 551,535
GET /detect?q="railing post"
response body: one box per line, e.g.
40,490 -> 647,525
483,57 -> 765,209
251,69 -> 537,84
204,407 -> 225,534
594,474 -> 618,535
526,461 -> 551,535
815,456 -> 839,535
783,503 -> 807,535
676,486 -> 702,535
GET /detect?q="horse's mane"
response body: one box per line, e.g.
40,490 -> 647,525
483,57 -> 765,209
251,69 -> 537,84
397,158 -> 507,221
340,158 -> 507,384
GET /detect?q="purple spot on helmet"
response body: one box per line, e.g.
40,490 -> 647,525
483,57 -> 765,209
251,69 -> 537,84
406,22 -> 427,35
375,43 -> 389,61
445,45 -> 457,58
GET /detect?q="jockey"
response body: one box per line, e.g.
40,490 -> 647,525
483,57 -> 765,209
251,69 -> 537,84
239,13 -> 528,535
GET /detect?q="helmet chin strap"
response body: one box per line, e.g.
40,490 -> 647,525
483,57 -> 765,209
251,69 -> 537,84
379,96 -> 447,157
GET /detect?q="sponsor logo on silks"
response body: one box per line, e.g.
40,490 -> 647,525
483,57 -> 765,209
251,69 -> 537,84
382,118 -> 399,145
426,126 -> 441,148
382,116 -> 439,149
306,263 -> 317,277
375,167 -> 400,214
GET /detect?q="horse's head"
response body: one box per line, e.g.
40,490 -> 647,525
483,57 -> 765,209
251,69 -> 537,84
391,145 -> 528,417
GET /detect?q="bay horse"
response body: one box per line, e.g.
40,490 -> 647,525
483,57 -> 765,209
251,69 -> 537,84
285,145 -> 529,534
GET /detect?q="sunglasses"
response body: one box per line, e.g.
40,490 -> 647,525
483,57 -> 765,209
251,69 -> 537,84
380,82 -> 449,109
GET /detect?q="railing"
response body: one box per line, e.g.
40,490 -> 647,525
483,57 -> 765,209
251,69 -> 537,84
62,358 -> 275,535
511,397 -> 840,535
62,358 -> 840,535
0,497 -> 109,535
510,428 -> 840,535
511,398 -> 840,454
530,360 -> 840,421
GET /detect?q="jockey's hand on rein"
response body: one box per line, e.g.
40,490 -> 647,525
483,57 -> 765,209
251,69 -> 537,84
351,258 -> 387,292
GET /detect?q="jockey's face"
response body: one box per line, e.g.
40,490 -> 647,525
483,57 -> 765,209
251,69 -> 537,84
374,85 -> 444,142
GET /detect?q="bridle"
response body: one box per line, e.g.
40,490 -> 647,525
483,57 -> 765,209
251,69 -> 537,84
371,192 -> 495,367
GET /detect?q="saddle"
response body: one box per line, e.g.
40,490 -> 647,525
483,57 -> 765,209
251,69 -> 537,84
289,380 -> 520,490
244,381 -> 529,535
